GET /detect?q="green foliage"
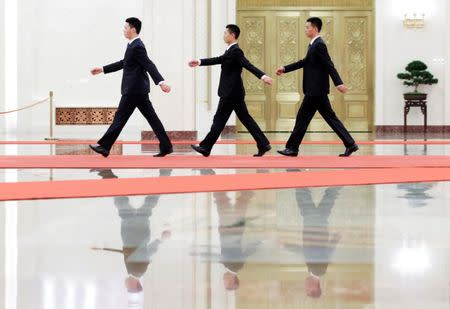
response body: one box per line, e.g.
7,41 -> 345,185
397,60 -> 438,93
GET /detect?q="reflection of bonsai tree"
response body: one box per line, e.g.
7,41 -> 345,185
397,183 -> 435,208
283,187 -> 342,298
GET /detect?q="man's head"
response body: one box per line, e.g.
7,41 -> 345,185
305,275 -> 322,298
305,17 -> 322,39
223,24 -> 240,44
125,276 -> 143,293
124,17 -> 142,40
223,271 -> 240,291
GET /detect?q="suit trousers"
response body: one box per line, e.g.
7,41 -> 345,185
200,98 -> 269,151
98,94 -> 172,152
286,95 -> 355,151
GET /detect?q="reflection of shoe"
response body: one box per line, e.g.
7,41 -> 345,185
89,168 -> 117,179
159,169 -> 173,177
98,170 -> 118,179
89,144 -> 110,157
191,145 -> 210,157
277,148 -> 298,157
89,168 -> 103,173
254,144 -> 271,157
153,148 -> 173,157
286,168 -> 302,172
194,168 -> 216,176
339,144 -> 359,157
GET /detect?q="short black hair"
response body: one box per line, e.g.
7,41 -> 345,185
226,24 -> 241,39
307,17 -> 323,32
126,17 -> 142,34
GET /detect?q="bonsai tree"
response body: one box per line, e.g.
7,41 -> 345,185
397,60 -> 438,98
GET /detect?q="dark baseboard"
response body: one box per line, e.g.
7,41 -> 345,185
141,131 -> 197,153
375,126 -> 450,134
141,131 -> 198,141
221,125 -> 237,138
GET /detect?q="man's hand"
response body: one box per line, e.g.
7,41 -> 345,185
262,75 -> 273,86
188,60 -> 200,68
90,67 -> 103,75
161,230 -> 172,241
276,67 -> 285,76
337,85 -> 349,94
160,83 -> 171,93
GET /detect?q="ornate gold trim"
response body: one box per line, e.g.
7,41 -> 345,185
237,0 -> 373,10
56,107 -> 117,125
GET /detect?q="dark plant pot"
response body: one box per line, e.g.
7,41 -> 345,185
403,93 -> 427,101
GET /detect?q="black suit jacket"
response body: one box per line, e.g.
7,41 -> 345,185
103,38 -> 164,95
200,44 -> 265,100
284,37 -> 343,96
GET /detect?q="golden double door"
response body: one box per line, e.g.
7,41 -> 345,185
237,9 -> 374,132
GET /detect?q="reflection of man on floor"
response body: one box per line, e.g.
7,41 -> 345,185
284,187 -> 342,298
216,190 -> 256,290
92,169 -> 171,305
194,169 -> 260,291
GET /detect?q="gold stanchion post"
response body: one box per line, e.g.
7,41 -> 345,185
45,91 -> 58,140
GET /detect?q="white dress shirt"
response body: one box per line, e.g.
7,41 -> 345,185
309,35 -> 321,46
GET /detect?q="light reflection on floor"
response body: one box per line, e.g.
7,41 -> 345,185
0,133 -> 449,308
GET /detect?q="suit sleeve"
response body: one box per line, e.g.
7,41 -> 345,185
316,43 -> 343,86
133,45 -> 165,85
283,59 -> 305,73
232,49 -> 265,79
103,60 -> 124,74
199,56 -> 223,66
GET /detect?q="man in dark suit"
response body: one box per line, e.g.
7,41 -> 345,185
276,17 -> 359,157
89,17 -> 173,158
188,24 -> 273,157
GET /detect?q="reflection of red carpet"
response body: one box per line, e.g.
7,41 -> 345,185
1,167 -> 449,201
0,140 -> 448,145
1,155 -> 450,169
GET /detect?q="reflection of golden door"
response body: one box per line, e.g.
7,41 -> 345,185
237,2 -> 374,133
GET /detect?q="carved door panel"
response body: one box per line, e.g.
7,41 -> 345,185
238,10 -> 373,133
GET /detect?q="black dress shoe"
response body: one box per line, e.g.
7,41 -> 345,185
339,144 -> 359,157
153,149 -> 173,157
254,144 -> 272,157
191,144 -> 210,157
89,144 -> 110,158
277,148 -> 299,157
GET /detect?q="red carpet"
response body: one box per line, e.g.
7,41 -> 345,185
0,140 -> 448,145
0,167 -> 449,201
0,155 -> 450,169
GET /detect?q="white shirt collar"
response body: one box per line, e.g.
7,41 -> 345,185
129,36 -> 140,45
310,35 -> 321,46
226,42 -> 238,51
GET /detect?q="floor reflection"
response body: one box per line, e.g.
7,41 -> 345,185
91,169 -> 172,308
284,187 -> 342,298
192,170 -> 262,292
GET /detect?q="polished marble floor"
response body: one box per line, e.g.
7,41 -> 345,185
0,133 -> 449,309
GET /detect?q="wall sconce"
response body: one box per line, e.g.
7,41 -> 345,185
403,13 -> 425,28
